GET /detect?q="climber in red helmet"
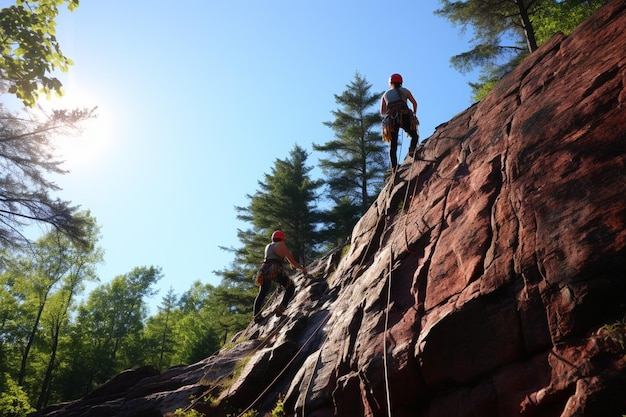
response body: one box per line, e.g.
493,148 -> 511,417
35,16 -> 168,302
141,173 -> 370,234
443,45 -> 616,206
253,230 -> 308,323
380,73 -> 420,170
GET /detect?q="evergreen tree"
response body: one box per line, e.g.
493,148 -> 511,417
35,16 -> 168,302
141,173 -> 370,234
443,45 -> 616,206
212,271 -> 258,338
0,105 -> 95,248
175,281 -> 222,362
141,281 -> 231,366
313,72 -> 385,245
213,145 -> 322,331
142,288 -> 178,370
435,0 -> 608,100
235,144 -> 323,267
211,256 -> 261,343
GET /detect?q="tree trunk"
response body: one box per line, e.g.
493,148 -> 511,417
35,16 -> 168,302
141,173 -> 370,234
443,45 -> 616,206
516,0 -> 539,52
37,284 -> 77,409
18,302 -> 45,386
36,324 -> 59,409
158,309 -> 170,369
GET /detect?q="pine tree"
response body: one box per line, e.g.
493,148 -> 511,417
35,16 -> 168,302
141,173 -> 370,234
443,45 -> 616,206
235,144 -> 323,267
0,105 -> 95,247
313,72 -> 385,245
435,0 -> 608,100
142,288 -> 178,370
213,144 -> 323,333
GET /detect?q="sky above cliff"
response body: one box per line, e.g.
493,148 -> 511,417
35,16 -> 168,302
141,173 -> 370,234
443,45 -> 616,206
26,0 -> 478,311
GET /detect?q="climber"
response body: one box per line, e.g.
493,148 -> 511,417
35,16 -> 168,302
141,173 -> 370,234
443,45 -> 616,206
253,230 -> 308,323
380,73 -> 420,170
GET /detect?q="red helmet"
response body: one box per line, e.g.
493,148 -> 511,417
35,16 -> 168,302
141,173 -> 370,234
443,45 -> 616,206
271,230 -> 285,241
389,73 -> 403,84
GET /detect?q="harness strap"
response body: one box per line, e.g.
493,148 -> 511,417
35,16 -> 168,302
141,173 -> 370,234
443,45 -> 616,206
263,258 -> 282,264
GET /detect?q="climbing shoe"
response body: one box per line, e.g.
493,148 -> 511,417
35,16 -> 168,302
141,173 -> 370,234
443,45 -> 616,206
273,304 -> 287,317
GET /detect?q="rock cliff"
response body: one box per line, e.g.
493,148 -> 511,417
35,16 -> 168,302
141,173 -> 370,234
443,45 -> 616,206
32,1 -> 626,416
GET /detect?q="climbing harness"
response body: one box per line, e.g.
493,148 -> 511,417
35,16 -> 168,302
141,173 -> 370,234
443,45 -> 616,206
382,108 -> 414,144
382,85 -> 410,143
255,261 -> 283,286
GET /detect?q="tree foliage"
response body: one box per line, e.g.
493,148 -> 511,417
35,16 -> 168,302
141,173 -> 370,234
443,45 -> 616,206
313,72 -> 385,245
435,0 -> 608,100
0,1 -> 94,249
0,373 -> 35,417
235,144 -> 323,267
532,0 -> 608,44
0,105 -> 96,248
33,214 -> 101,408
210,145 -> 324,331
0,213 -> 102,409
0,0 -> 79,107
142,287 -> 178,370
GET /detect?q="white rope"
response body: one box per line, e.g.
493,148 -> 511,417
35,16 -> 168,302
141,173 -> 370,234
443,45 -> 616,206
383,244 -> 393,416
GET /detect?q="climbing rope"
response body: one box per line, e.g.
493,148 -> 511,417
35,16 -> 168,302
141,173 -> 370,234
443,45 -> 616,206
400,145 -> 441,254
299,235 -> 380,416
188,142 -> 439,416
236,311 -> 332,417
401,163 -> 421,254
182,298 -> 288,413
383,243 -> 394,417
299,330 -> 326,416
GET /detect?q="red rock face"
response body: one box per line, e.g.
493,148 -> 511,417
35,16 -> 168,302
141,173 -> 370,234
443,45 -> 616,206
285,1 -> 626,415
32,2 -> 626,417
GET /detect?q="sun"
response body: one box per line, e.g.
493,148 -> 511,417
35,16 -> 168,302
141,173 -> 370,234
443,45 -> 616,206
52,112 -> 110,169
39,85 -> 113,170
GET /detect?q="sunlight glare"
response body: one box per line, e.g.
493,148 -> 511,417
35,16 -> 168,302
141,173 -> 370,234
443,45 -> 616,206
40,85 -> 113,171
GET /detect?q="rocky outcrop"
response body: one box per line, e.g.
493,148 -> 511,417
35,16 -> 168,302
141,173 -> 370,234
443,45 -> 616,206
32,1 -> 626,416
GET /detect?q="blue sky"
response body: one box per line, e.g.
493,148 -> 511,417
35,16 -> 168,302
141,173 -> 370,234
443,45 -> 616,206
28,0 -> 478,311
